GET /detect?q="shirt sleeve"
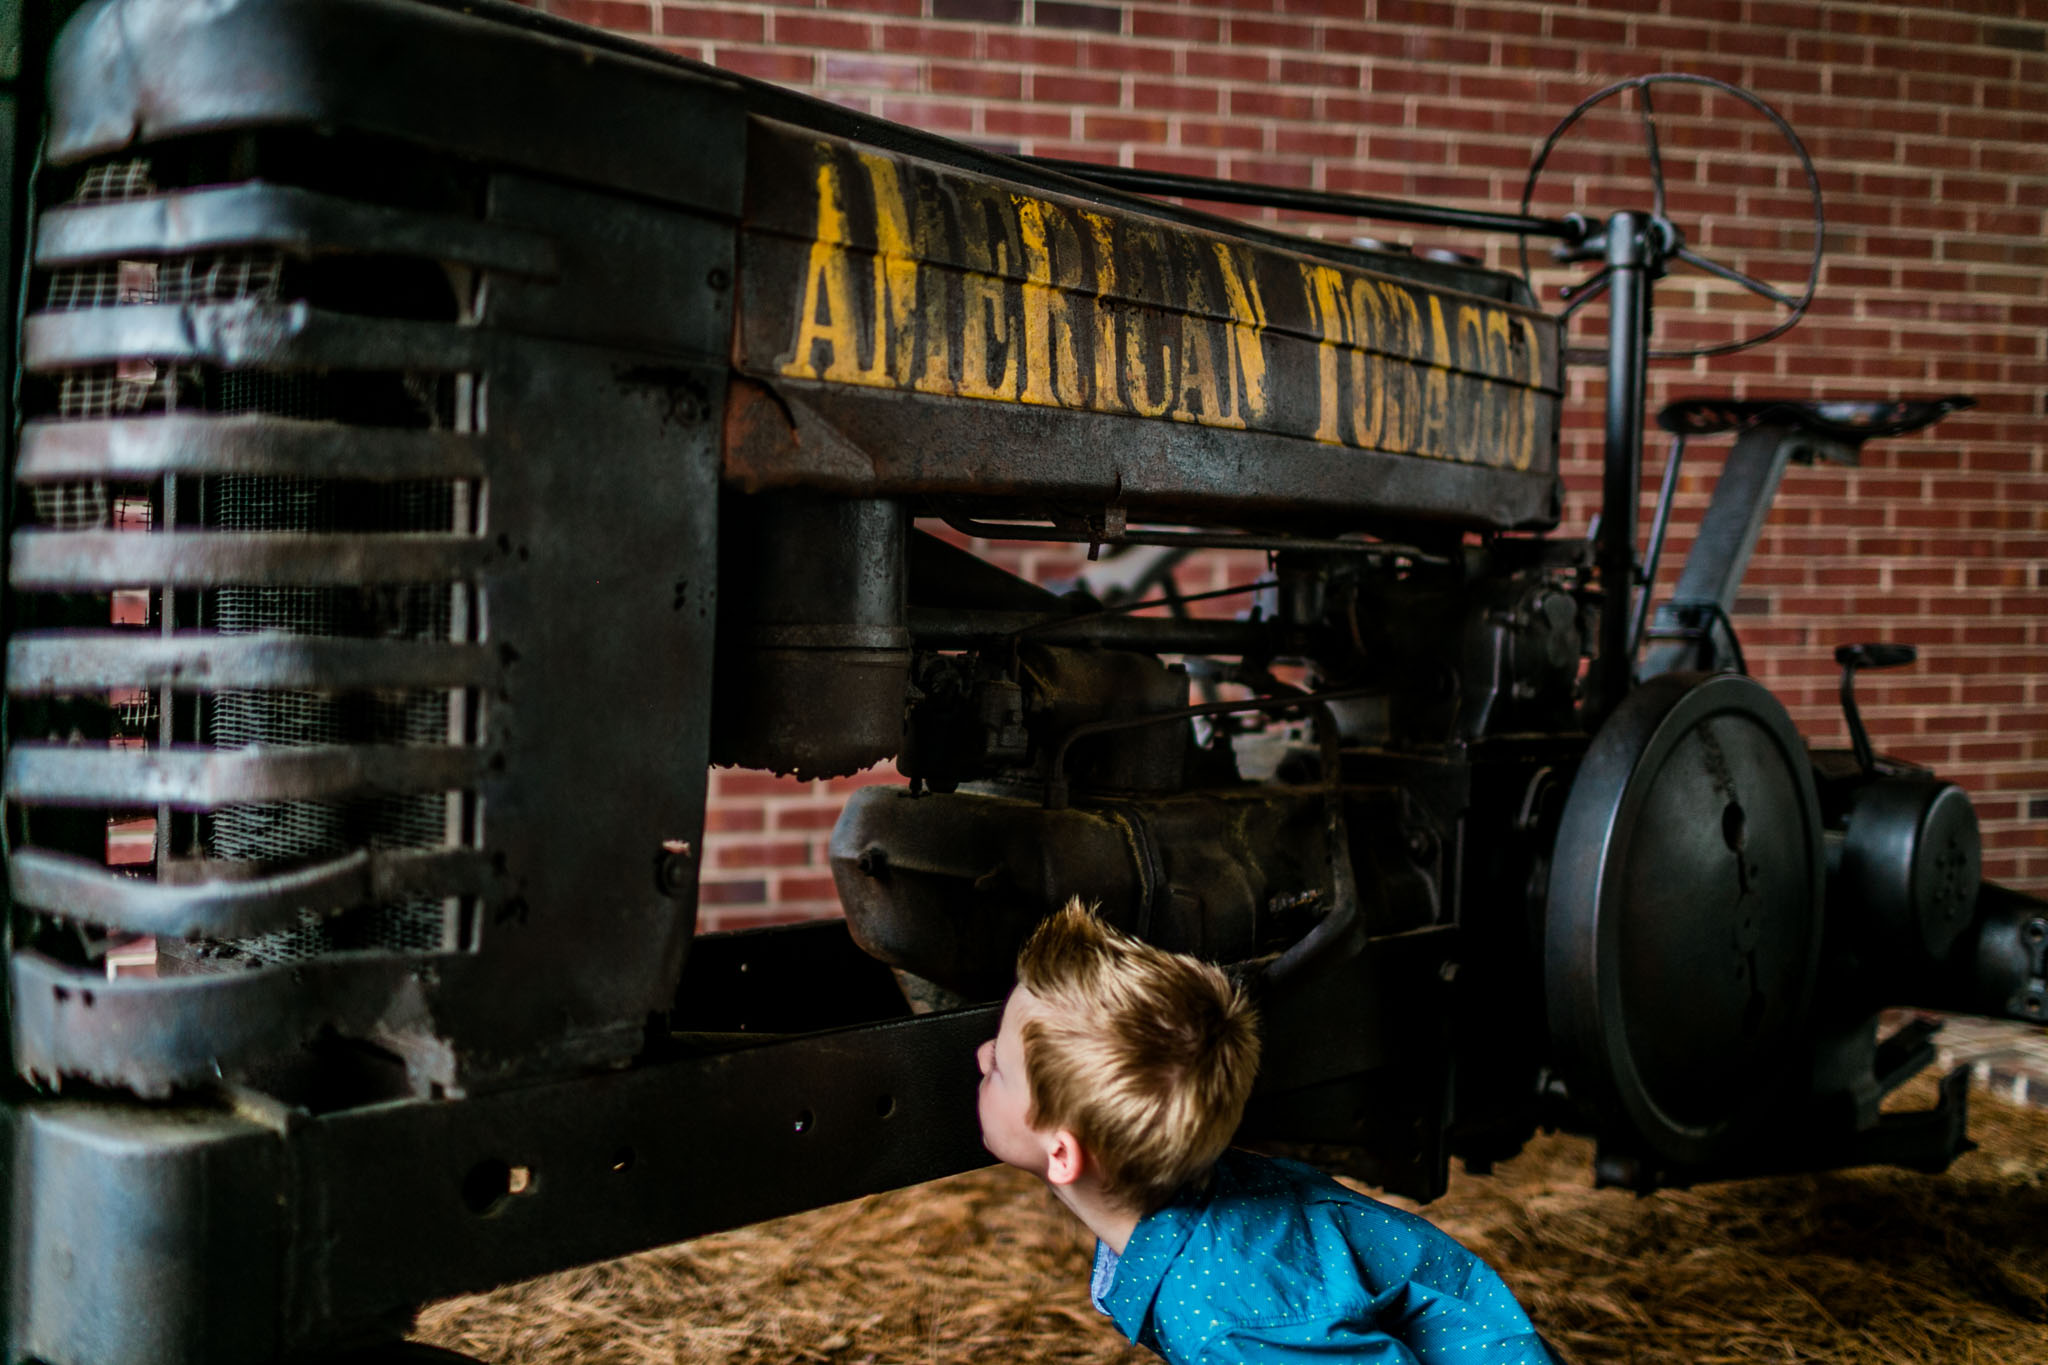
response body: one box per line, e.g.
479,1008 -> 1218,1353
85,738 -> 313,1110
1196,1317 -> 1553,1365
1193,1319 -> 1423,1364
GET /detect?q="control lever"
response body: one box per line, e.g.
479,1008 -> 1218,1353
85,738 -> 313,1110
1835,642 -> 1917,775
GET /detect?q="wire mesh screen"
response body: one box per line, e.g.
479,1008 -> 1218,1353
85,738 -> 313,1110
207,475 -> 462,964
45,252 -> 285,312
26,149 -> 478,968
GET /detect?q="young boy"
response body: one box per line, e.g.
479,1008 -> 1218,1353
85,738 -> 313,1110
976,899 -> 1551,1365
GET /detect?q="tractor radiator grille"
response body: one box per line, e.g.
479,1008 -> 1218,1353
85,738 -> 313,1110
7,138 -> 491,998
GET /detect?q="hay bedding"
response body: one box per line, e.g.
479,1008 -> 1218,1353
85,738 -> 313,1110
415,1077 -> 2048,1365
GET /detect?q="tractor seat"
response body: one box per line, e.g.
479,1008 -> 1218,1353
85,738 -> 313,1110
1657,395 -> 1975,443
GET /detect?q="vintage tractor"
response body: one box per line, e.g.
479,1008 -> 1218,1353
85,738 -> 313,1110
0,1 -> 2035,1360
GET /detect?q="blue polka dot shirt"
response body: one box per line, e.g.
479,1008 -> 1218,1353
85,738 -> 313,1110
1089,1150 -> 1550,1365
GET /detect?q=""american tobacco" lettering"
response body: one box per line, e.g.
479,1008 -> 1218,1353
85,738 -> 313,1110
771,140 -> 1552,472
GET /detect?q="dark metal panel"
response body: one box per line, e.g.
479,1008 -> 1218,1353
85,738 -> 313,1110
17,416 -> 487,482
9,947 -> 431,1096
9,529 -> 495,588
482,172 -> 732,361
10,1101 -> 283,1365
7,631 -> 499,693
4,741 -> 487,808
1641,423 -> 1805,678
4,997 -> 992,1359
739,118 -> 1560,397
415,335 -> 725,1088
23,301 -> 492,373
734,119 -> 1563,505
725,380 -> 1563,532
293,1004 -> 998,1339
35,182 -> 558,275
8,845 -> 492,939
45,0 -> 748,213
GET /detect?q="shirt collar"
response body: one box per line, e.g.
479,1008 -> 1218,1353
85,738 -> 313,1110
1096,1177 -> 1212,1342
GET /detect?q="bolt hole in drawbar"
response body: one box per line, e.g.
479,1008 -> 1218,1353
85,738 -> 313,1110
462,1159 -> 535,1215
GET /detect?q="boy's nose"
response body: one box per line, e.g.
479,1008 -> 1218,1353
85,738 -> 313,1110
975,1038 -> 994,1075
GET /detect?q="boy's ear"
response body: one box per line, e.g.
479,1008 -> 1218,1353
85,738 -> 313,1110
1044,1127 -> 1087,1188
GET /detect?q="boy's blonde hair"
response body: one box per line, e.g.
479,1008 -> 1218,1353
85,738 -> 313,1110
1015,898 -> 1260,1215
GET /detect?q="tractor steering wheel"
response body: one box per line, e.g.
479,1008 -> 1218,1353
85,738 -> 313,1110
1518,73 -> 1824,361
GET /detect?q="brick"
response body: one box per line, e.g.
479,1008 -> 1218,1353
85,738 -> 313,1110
714,770 -> 812,799
1185,49 -> 1274,82
1381,0 -> 1456,22
1824,8 -> 1899,38
932,62 -> 1022,98
550,0 -> 652,30
881,22 -> 976,57
1132,9 -> 1221,42
1040,1 -> 1122,33
1133,149 -> 1224,175
699,879 -> 768,906
933,0 -> 1021,21
1124,77 -> 1217,114
1370,64 -> 1457,95
1032,71 -> 1121,105
1083,112 -> 1169,142
773,805 -> 845,832
822,54 -> 919,88
1950,111 -> 2048,143
713,48 -> 816,82
1412,99 -> 1500,136
774,874 -> 842,901
1279,56 -> 1366,87
1226,16 -> 1317,48
1469,5 -> 1541,36
1367,132 -> 1450,164
825,0 -> 922,15
775,14 -> 873,48
1224,86 -> 1310,120
1276,127 -> 1360,158
1711,26 -> 1790,59
659,7 -> 763,42
713,840 -> 813,869
1987,22 -> 2048,52
1178,118 -> 1267,151
985,31 -> 1078,64
704,805 -> 766,833
1748,0 -> 1823,28
1406,32 -> 1491,64
1081,39 -> 1176,75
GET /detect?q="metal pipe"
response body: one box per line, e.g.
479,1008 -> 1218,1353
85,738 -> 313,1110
1022,158 -> 1588,241
907,606 -> 1263,655
940,515 -> 1451,563
1630,434 -> 1686,657
1598,211 -> 1652,716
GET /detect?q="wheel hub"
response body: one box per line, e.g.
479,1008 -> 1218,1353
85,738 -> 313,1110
1545,672 -> 1825,1166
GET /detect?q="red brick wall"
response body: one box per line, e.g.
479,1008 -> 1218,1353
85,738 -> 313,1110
534,0 -> 2048,925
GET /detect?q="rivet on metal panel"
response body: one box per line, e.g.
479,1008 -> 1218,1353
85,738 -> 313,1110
656,840 -> 695,897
